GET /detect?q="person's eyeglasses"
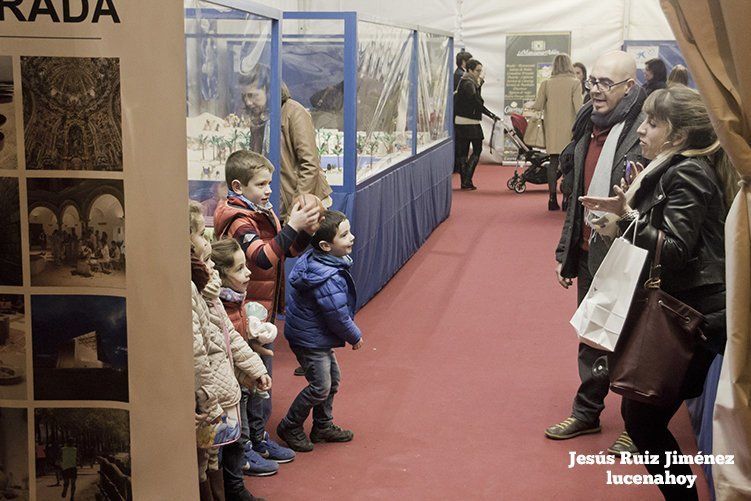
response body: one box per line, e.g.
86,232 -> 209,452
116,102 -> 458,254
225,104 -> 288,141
584,78 -> 630,92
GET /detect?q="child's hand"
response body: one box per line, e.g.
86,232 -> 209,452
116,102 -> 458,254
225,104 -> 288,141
249,339 -> 274,357
352,338 -> 364,350
287,201 -> 320,233
256,374 -> 272,391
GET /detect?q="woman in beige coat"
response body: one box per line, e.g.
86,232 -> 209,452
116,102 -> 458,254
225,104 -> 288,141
528,54 -> 583,210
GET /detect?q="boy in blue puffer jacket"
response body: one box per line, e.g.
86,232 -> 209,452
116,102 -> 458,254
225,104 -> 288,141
276,210 -> 364,452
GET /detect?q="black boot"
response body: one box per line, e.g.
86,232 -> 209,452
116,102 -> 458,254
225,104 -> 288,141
548,193 -> 560,211
459,158 -> 472,190
463,155 -> 479,190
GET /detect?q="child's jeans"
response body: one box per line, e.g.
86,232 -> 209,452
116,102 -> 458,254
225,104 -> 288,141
281,346 -> 340,429
247,343 -> 273,443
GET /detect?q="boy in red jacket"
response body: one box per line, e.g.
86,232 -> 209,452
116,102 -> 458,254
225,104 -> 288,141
213,149 -> 319,467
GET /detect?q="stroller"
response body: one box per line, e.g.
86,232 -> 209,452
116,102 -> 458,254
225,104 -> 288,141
494,113 -> 557,193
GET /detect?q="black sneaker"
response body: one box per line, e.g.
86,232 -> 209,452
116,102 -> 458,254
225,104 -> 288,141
310,423 -> 354,443
544,417 -> 601,440
276,422 -> 313,452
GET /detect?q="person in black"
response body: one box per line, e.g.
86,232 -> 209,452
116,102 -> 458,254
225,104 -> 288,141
453,50 -> 472,173
454,59 -> 497,190
580,85 -> 734,500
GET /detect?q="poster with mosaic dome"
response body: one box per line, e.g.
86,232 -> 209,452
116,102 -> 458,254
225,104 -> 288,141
21,56 -> 123,171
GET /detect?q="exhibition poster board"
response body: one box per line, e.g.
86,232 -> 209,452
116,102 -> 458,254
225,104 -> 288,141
502,32 -> 571,162
0,2 -> 197,500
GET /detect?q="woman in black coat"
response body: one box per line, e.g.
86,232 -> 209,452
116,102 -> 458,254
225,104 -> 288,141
454,59 -> 497,190
580,85 -> 738,500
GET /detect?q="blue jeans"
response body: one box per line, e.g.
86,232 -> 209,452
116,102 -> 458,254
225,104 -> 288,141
247,343 -> 272,443
282,347 -> 341,429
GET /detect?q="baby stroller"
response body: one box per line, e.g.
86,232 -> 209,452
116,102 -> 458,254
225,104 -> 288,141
498,113 -> 557,193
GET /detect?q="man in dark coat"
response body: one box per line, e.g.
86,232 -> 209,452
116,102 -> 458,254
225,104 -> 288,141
546,51 -> 646,456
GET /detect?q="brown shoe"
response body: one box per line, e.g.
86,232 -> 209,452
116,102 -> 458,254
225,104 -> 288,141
545,416 -> 601,440
607,431 -> 638,456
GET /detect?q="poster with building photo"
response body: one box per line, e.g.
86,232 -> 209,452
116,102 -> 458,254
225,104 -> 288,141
21,56 -> 122,171
27,178 -> 125,288
0,56 -> 17,170
32,295 -> 128,402
0,295 -> 26,400
0,177 -> 22,286
0,407 -> 29,500
3,2 -> 200,499
35,408 -> 131,501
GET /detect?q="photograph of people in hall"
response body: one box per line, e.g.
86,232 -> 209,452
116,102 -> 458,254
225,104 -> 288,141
0,407 -> 29,500
32,294 -> 128,402
21,56 -> 123,171
0,177 -> 22,286
34,408 -> 130,501
0,56 -> 17,170
26,178 -> 125,288
0,294 -> 26,401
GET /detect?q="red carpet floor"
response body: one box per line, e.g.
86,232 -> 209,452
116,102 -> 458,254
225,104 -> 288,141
248,164 -> 711,500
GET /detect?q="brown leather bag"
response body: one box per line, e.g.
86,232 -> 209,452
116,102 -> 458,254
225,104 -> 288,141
609,231 -> 706,407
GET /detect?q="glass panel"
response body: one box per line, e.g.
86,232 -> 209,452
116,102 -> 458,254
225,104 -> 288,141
185,0 -> 272,226
282,19 -> 345,187
417,33 -> 450,152
356,22 -> 414,183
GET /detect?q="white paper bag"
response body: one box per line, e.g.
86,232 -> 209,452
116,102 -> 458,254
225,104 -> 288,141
570,219 -> 648,351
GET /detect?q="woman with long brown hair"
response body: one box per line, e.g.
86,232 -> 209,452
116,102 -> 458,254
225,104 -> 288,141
581,84 -> 737,500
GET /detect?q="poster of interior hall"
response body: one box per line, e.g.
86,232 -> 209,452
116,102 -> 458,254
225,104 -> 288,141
0,2 -> 198,500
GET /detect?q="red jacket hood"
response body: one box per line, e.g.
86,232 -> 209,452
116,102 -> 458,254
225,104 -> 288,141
213,197 -> 253,238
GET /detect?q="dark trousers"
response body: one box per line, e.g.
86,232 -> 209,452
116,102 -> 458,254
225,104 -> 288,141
221,440 -> 246,498
572,251 -> 611,424
247,344 -> 273,443
455,137 -> 482,163
547,154 -> 560,196
621,397 -> 698,501
281,347 -> 341,429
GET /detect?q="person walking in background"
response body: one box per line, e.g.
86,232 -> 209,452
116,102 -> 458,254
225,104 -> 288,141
526,54 -> 584,210
60,439 -> 77,500
573,62 -> 590,103
579,85 -> 735,501
667,64 -> 689,86
453,50 -> 473,174
454,59 -> 498,190
643,58 -> 667,96
548,50 -> 645,457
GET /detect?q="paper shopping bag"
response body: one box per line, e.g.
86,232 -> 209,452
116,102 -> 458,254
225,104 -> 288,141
570,225 -> 648,351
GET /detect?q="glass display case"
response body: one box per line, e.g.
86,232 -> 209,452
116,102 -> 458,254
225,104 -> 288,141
185,0 -> 281,225
282,12 -> 453,191
417,32 -> 451,152
282,12 -> 454,308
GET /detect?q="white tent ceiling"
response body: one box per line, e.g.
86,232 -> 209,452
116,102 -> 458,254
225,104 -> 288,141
255,0 -> 676,158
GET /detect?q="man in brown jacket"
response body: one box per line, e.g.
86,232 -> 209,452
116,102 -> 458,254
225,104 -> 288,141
280,83 -> 333,221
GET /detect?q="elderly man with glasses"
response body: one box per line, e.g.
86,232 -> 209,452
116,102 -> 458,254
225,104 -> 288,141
547,51 -> 646,456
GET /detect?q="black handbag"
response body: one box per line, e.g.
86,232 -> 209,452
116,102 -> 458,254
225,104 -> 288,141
609,231 -> 707,406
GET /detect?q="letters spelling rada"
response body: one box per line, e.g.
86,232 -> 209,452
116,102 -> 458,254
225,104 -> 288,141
0,0 -> 120,23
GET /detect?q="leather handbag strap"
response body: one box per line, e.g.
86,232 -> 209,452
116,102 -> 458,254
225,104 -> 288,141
646,230 -> 665,288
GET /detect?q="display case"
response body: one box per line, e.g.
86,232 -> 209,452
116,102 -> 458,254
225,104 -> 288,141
283,12 -> 454,307
185,0 -> 281,225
